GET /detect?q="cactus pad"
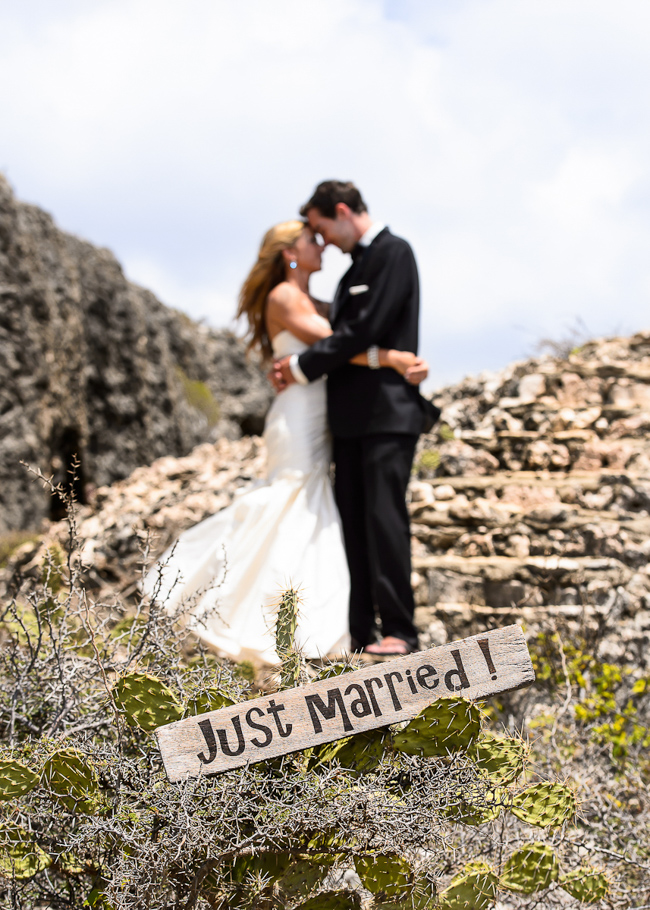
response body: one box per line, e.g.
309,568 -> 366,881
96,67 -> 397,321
0,759 -> 39,801
560,867 -> 610,902
112,672 -> 183,731
315,663 -> 355,681
230,851 -> 291,883
277,859 -> 329,896
392,697 -> 481,757
355,854 -> 413,898
186,688 -> 235,716
296,891 -> 361,910
511,782 -> 576,828
446,786 -> 504,826
0,826 -> 51,880
41,749 -> 99,813
374,874 -> 437,910
437,861 -> 498,910
316,728 -> 389,773
500,842 -> 559,893
469,733 -> 528,785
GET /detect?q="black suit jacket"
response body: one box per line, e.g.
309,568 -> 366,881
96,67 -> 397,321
298,227 -> 439,438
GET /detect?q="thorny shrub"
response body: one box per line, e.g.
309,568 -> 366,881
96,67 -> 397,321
0,476 -> 648,909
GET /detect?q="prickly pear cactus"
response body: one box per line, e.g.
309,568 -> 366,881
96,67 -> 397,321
315,728 -> 389,773
41,749 -> 99,814
446,786 -> 505,826
373,874 -> 437,909
0,826 -> 51,880
355,854 -> 413,899
112,672 -> 183,732
500,842 -> 559,893
296,891 -> 361,910
437,860 -> 498,910
0,759 -> 39,801
275,588 -> 302,689
560,866 -> 610,902
469,732 -> 528,785
392,697 -> 481,757
277,859 -> 329,896
305,830 -> 348,865
315,663 -> 355,681
233,851 -> 291,882
203,850 -> 291,902
186,687 -> 235,716
55,852 -> 86,875
510,782 -> 576,828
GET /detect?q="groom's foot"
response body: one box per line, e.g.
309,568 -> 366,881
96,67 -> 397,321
364,636 -> 415,656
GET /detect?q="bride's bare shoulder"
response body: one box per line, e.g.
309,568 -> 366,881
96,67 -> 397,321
267,282 -> 309,312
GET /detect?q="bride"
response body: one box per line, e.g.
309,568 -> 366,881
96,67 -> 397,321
144,220 -> 428,664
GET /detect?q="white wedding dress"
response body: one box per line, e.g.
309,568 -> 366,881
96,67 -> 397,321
144,330 -> 351,664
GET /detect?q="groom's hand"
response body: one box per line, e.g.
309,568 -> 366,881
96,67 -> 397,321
268,356 -> 297,392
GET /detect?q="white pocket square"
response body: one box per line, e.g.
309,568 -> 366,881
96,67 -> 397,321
349,284 -> 369,295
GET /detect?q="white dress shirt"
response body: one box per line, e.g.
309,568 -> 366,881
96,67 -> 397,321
288,222 -> 385,385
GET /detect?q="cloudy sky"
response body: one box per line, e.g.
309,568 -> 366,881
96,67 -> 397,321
2,0 -> 649,390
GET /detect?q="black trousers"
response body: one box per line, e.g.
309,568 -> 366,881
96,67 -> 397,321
333,433 -> 419,650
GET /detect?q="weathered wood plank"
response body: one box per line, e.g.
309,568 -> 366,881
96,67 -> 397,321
156,624 -> 534,782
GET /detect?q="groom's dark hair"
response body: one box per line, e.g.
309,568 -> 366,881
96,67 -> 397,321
300,181 -> 368,219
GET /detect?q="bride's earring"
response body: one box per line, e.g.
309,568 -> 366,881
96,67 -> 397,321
289,260 -> 297,269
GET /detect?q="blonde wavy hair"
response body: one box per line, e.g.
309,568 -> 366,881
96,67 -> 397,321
237,220 -> 306,361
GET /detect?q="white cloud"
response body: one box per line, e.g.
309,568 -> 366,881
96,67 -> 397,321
1,0 -> 649,389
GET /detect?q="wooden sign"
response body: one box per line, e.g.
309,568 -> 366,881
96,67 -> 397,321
156,624 -> 534,782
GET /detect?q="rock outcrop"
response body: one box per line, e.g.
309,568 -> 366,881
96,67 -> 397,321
0,175 -> 272,533
3,330 -> 649,667
412,331 -> 650,662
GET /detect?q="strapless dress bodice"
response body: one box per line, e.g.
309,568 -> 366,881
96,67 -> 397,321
271,316 -> 329,357
271,329 -> 311,358
264,330 -> 329,480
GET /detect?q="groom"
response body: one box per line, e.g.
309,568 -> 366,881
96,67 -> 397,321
273,180 -> 439,655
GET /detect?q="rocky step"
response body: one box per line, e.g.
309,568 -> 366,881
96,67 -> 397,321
411,553 -> 649,613
416,434 -> 650,476
409,472 -> 650,569
411,469 -> 650,493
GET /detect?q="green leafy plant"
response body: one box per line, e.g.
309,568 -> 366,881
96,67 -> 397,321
176,367 -> 220,428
